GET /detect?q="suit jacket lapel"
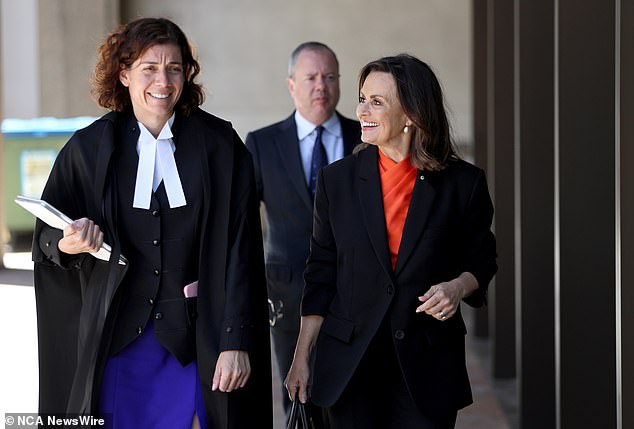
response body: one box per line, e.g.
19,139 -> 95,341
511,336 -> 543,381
338,112 -> 360,156
393,170 -> 436,276
357,147 -> 393,279
274,115 -> 313,212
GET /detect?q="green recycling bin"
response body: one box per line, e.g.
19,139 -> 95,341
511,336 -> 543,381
1,117 -> 97,247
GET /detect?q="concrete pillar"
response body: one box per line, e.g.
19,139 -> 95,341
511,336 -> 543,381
556,0 -> 616,427
38,0 -> 119,118
1,0 -> 39,118
0,0 -> 4,267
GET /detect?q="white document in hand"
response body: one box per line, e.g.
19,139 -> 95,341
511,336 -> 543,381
15,195 -> 127,265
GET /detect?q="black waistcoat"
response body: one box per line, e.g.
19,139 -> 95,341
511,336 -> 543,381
109,131 -> 203,365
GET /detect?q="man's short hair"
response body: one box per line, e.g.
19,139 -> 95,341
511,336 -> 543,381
288,41 -> 339,77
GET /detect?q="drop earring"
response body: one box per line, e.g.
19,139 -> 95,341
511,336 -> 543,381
403,125 -> 409,133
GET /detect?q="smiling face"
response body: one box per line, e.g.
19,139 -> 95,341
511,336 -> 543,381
119,43 -> 184,135
356,71 -> 412,159
287,48 -> 340,125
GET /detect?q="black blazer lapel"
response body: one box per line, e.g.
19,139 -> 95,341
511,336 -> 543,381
393,170 -> 436,276
274,115 -> 313,212
357,147 -> 393,279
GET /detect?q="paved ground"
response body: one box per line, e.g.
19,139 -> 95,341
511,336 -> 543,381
0,268 -> 39,420
0,258 -> 515,428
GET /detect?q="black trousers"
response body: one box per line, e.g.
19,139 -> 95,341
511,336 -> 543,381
323,321 -> 457,429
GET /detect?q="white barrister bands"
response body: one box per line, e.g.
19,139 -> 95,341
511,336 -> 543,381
132,114 -> 186,209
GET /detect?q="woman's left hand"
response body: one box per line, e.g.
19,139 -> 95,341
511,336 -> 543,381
416,272 -> 479,321
212,350 -> 251,392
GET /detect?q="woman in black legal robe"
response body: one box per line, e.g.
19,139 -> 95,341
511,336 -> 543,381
32,17 -> 271,429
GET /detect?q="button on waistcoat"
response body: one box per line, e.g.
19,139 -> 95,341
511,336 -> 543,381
109,134 -> 201,365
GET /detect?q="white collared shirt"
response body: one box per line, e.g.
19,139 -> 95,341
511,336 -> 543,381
295,111 -> 344,184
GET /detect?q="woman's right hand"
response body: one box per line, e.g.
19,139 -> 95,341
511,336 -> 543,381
284,355 -> 311,403
58,218 -> 104,255
285,315 -> 324,403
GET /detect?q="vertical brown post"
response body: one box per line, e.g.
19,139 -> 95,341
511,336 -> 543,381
618,1 -> 634,428
472,0 -> 490,338
516,0 -> 556,427
557,0 -> 616,427
488,0 -> 516,379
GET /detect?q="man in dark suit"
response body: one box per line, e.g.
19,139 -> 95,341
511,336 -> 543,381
245,41 -> 360,417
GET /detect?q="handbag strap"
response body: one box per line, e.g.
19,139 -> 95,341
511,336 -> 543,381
298,402 -> 311,429
286,399 -> 314,429
286,399 -> 299,429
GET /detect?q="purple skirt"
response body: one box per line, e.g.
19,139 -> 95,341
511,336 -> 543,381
99,322 -> 207,429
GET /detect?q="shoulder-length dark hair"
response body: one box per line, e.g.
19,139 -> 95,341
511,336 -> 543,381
354,54 -> 458,171
92,17 -> 204,116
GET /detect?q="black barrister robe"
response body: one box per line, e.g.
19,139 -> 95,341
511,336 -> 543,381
32,108 -> 272,428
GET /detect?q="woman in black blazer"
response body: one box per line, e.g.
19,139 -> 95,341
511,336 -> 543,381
285,54 -> 497,429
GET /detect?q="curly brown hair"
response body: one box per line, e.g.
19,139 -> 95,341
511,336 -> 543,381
92,17 -> 204,116
354,54 -> 458,171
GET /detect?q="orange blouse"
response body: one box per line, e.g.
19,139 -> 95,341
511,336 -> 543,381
378,149 -> 417,269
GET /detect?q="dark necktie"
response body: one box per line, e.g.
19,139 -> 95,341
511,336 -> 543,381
309,125 -> 327,199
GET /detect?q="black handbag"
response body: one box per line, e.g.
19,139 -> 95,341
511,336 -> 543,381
286,398 -> 315,429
